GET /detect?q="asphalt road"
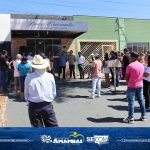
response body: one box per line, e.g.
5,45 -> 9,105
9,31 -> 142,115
5,79 -> 150,127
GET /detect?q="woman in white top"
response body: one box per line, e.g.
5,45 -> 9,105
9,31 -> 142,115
13,54 -> 22,95
143,54 -> 150,109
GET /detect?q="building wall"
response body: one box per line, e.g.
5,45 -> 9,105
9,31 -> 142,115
12,38 -> 27,58
0,14 -> 11,53
74,15 -> 150,52
74,16 -> 119,40
124,18 -> 150,44
0,14 -> 11,42
61,38 -> 75,52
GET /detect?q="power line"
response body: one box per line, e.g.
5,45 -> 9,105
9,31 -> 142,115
13,0 -> 150,9
0,0 -> 150,19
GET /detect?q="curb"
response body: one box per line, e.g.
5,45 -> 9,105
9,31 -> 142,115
0,94 -> 8,127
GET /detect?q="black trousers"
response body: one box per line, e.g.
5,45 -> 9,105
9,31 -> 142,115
28,101 -> 58,127
78,64 -> 84,79
58,66 -> 66,79
20,75 -> 26,92
143,79 -> 150,108
69,65 -> 75,78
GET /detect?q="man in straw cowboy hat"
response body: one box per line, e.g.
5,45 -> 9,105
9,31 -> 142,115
24,55 -> 58,127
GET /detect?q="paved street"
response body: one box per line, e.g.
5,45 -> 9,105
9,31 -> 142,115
5,78 -> 150,127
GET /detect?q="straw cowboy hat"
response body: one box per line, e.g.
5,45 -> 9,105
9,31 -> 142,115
28,55 -> 49,69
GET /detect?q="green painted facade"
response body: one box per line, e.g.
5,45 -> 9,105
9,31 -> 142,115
74,15 -> 150,51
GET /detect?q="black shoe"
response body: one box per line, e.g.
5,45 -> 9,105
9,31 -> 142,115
3,88 -> 9,93
145,106 -> 150,109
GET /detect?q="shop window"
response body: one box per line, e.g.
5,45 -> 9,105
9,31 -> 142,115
127,42 -> 149,53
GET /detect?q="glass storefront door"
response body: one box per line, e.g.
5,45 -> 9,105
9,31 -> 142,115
27,39 -> 61,73
35,39 -> 45,54
27,39 -> 61,55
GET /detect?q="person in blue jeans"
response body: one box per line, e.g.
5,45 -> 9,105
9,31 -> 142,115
58,51 -> 67,79
123,52 -> 146,124
18,57 -> 31,100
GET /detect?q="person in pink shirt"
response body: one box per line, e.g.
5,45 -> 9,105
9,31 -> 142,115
123,51 -> 146,124
90,53 -> 102,99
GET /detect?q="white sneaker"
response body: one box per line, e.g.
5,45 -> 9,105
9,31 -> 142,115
97,95 -> 101,98
123,117 -> 134,124
89,96 -> 94,99
140,116 -> 147,122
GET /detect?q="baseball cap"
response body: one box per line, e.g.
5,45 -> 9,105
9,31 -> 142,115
130,51 -> 139,58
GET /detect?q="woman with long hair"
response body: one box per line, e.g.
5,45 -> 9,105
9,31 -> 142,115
103,53 -> 110,87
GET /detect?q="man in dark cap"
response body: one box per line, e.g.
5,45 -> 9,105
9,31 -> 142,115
123,51 -> 146,124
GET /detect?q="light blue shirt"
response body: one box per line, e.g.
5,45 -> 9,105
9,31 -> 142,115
24,69 -> 56,103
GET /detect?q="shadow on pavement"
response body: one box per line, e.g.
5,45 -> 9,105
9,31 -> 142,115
87,117 -> 123,123
107,98 -> 127,102
108,105 -> 142,113
55,97 -> 66,103
108,105 -> 128,111
102,90 -> 126,95
67,95 -> 89,98
8,93 -> 26,103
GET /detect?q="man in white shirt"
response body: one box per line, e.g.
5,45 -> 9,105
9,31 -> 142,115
77,52 -> 85,79
24,55 -> 58,127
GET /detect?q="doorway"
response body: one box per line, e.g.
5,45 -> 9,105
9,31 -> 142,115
27,39 -> 61,73
27,39 -> 61,55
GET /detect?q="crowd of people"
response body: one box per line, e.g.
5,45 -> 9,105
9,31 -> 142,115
101,49 -> 150,123
0,48 -> 150,126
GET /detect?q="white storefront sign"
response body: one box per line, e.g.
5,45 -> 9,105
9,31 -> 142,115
11,19 -> 88,32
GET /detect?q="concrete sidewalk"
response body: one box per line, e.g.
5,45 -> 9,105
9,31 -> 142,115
0,93 -> 7,126
5,78 -> 150,127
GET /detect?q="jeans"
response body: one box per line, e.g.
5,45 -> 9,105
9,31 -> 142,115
110,67 -> 120,86
58,66 -> 66,79
127,87 -> 146,119
69,65 -> 75,78
20,75 -> 26,92
91,77 -> 101,97
78,64 -> 84,79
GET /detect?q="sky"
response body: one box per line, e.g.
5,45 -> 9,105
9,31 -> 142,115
0,0 -> 150,19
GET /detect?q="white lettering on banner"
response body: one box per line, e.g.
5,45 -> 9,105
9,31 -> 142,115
40,134 -> 84,144
87,135 -> 109,145
53,139 -> 83,144
11,19 -> 88,32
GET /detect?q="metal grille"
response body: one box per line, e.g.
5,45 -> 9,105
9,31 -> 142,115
79,41 -> 117,73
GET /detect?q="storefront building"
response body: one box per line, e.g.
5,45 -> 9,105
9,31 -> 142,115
0,14 -> 88,57
1,14 -> 150,73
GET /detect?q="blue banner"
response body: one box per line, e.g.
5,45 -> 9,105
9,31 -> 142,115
0,128 -> 150,150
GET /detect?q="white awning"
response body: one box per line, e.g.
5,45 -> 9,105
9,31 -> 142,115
11,19 -> 88,32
